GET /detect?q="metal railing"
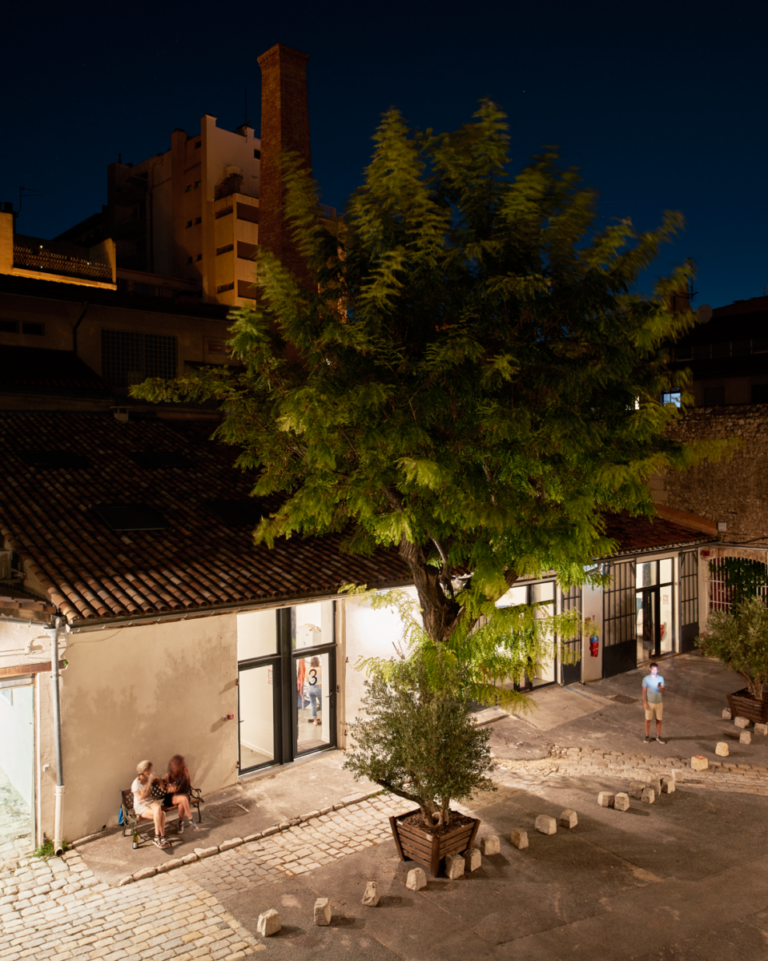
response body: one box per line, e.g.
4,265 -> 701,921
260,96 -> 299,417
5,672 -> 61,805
13,245 -> 112,282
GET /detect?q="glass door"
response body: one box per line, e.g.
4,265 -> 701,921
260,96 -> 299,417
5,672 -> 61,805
238,661 -> 279,773
635,559 -> 675,663
294,649 -> 335,756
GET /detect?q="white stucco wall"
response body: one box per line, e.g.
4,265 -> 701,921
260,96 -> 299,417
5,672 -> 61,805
60,613 -> 239,840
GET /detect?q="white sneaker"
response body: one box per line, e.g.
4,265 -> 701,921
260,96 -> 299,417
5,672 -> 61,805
186,819 -> 198,831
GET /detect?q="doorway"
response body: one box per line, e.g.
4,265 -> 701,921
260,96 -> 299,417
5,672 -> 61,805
636,559 -> 675,663
0,678 -> 35,849
237,602 -> 337,775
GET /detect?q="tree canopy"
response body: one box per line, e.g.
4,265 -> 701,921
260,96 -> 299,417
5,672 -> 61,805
133,101 -> 708,645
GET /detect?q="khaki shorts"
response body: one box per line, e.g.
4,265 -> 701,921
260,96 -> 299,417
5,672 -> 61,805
645,701 -> 663,721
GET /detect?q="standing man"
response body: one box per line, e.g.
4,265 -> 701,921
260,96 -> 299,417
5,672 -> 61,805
642,662 -> 666,744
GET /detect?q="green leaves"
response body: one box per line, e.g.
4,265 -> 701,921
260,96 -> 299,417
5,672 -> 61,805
698,597 -> 768,699
129,98 -> 704,647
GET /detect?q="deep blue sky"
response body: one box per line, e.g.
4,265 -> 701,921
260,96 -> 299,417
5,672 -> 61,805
3,0 -> 765,310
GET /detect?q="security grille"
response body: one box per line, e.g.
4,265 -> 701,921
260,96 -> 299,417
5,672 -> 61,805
603,560 -> 636,647
680,551 -> 699,624
101,330 -> 177,386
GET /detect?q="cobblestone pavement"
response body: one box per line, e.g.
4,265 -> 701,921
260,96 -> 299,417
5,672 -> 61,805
2,745 -> 767,960
493,743 -> 768,795
0,794 -> 413,960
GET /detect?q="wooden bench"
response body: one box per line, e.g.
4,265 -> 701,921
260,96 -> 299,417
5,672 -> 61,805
121,787 -> 203,846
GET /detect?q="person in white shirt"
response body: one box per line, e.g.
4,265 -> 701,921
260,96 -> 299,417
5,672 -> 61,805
131,759 -> 169,848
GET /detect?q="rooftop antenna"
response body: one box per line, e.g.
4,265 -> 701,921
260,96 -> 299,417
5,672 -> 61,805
18,185 -> 41,222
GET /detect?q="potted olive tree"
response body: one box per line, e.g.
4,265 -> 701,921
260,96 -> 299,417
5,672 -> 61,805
343,652 -> 491,876
342,588 -> 582,875
697,595 -> 768,722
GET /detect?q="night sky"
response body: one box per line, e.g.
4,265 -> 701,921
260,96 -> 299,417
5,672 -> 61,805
3,1 -> 765,311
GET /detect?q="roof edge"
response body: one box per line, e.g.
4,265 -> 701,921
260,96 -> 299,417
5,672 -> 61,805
652,503 -> 718,537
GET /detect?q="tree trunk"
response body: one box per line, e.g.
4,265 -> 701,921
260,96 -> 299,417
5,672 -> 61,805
398,537 -> 461,644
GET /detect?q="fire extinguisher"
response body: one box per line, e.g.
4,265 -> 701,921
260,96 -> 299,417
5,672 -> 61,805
589,634 -> 599,657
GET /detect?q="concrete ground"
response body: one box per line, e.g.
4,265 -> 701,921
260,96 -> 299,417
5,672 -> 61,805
6,651 -> 768,961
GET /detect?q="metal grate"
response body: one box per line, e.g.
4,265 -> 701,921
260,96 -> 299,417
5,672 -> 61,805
560,585 -> 582,657
603,560 -> 636,647
13,245 -> 112,282
101,330 -> 177,387
709,556 -> 768,613
680,550 -> 699,623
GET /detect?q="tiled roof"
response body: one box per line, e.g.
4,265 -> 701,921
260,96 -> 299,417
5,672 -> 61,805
604,510 -> 709,556
0,412 -> 410,623
0,347 -> 110,393
0,412 -> 709,624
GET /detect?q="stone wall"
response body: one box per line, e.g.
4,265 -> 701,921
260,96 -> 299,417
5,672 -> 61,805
650,404 -> 768,543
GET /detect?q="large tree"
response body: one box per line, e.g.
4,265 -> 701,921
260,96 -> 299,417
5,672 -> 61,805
134,102 -> 706,645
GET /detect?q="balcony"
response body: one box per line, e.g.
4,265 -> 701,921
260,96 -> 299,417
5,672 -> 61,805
13,244 -> 113,282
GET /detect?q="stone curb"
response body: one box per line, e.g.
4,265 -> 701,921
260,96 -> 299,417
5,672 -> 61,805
118,789 -> 385,888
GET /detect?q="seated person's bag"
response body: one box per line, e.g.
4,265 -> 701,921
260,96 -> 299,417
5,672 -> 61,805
149,779 -> 166,801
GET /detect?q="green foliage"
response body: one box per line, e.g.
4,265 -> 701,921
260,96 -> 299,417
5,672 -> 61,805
711,558 -> 768,608
33,837 -> 70,859
342,651 -> 495,828
697,597 -> 768,699
132,101 -> 728,643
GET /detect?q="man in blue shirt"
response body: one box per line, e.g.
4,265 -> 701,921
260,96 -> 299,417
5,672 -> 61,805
642,662 -> 665,744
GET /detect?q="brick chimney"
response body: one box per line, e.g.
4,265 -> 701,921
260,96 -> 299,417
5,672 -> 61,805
258,43 -> 312,288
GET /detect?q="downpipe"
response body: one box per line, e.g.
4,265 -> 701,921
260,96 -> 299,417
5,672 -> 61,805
43,617 -> 66,855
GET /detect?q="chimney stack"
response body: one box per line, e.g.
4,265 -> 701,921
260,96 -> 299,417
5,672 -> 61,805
258,43 -> 312,288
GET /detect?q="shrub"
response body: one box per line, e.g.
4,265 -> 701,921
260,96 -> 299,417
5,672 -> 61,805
697,596 -> 768,699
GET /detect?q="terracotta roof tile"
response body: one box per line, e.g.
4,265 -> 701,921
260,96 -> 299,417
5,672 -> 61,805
0,412 -> 410,623
0,413 -> 709,624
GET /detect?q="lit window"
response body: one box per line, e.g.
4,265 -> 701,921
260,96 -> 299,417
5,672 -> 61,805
662,391 -> 682,407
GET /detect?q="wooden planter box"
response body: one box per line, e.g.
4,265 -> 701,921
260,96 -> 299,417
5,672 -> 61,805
727,688 -> 768,724
389,809 -> 480,877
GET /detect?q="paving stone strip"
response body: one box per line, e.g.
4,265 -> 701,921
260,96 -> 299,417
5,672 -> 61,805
0,793 -> 414,960
492,745 -> 768,796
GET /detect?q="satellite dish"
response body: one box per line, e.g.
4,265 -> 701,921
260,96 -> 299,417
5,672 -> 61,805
696,304 -> 713,324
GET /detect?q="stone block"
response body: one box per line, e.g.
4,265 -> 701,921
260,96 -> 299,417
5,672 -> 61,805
648,777 -> 662,796
362,881 -> 380,906
614,793 -> 630,812
640,787 -> 656,804
181,853 -> 198,864
480,835 -> 500,856
597,792 -> 615,808
117,876 -> 135,887
535,815 -> 557,835
301,811 -> 321,822
740,730 -> 752,744
464,847 -> 482,872
628,781 -> 646,799
716,741 -> 729,756
243,833 -> 263,843
406,867 -> 427,891
314,898 -> 332,926
257,908 -> 281,937
722,708 -> 732,720
734,716 -> 750,729
691,755 -> 709,771
755,723 -> 768,736
559,809 -> 578,829
444,853 -> 465,880
510,828 -> 529,850
194,846 -> 219,859
219,838 -> 243,851
133,867 -> 157,881
661,777 -> 675,794
262,826 -> 279,837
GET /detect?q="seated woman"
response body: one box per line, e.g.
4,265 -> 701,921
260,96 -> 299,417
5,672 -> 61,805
131,760 -> 169,849
163,754 -> 197,833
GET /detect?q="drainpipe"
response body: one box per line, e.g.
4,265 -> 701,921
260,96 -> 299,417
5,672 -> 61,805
43,616 -> 65,855
72,302 -> 90,357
